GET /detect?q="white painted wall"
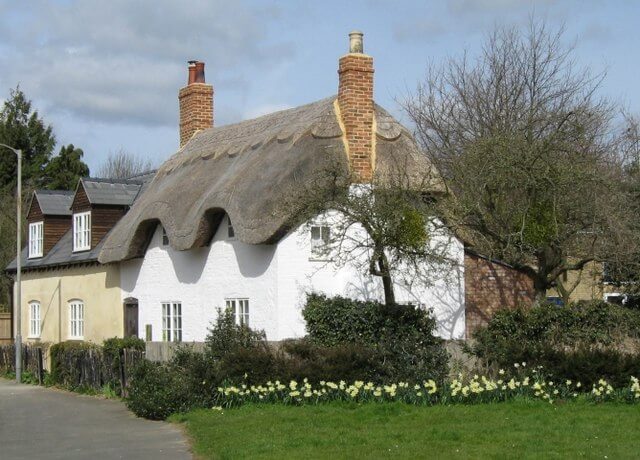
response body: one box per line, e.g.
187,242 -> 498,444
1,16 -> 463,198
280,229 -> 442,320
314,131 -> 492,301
121,213 -> 466,342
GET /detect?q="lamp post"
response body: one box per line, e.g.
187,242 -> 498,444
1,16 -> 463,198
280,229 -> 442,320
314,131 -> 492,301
0,143 -> 22,383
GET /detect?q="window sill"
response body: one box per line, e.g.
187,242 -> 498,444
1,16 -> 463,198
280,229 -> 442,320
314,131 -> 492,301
27,336 -> 41,340
67,337 -> 84,341
72,248 -> 91,253
27,255 -> 43,260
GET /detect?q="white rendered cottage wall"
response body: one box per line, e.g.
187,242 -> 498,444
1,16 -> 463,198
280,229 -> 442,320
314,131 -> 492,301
275,215 -> 466,340
120,214 -> 466,342
120,221 -> 279,341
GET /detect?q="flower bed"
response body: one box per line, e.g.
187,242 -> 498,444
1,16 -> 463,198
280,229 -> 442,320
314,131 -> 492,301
213,364 -> 640,408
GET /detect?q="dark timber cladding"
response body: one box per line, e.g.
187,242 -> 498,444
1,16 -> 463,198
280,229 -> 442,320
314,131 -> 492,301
91,205 -> 127,248
71,182 -> 91,212
44,216 -> 72,255
27,197 -> 43,222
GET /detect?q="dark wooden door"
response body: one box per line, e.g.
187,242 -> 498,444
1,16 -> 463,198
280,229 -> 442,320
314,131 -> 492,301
124,302 -> 139,338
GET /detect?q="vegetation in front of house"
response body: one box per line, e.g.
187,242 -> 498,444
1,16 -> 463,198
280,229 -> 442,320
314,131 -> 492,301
469,301 -> 640,387
171,401 -> 640,459
126,297 -> 448,420
48,337 -> 145,393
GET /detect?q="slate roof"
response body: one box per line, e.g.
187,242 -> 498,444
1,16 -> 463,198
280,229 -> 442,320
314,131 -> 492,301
6,172 -> 157,273
98,97 -> 444,263
80,178 -> 144,206
33,190 -> 74,216
6,229 -> 105,272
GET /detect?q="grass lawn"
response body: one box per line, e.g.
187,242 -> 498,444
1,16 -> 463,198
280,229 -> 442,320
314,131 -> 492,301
170,400 -> 640,459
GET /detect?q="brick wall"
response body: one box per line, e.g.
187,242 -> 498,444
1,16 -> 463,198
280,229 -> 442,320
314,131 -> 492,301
337,53 -> 374,182
464,251 -> 535,339
179,83 -> 213,147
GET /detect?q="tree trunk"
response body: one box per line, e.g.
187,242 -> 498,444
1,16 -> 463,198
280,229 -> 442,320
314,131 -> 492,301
533,273 -> 548,304
377,255 -> 396,306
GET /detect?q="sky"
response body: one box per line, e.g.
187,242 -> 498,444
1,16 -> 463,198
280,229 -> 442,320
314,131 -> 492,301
0,0 -> 639,173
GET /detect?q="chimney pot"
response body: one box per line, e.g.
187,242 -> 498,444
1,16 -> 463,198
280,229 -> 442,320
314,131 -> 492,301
349,30 -> 364,54
179,60 -> 214,146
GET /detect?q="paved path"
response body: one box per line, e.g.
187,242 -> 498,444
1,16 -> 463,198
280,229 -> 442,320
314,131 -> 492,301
0,379 -> 192,459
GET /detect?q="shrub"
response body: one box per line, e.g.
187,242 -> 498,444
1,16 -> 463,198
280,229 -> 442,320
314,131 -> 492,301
205,307 -> 267,361
469,301 -> 640,386
126,360 -> 194,420
49,341 -> 103,390
303,294 -> 449,382
102,336 -> 146,392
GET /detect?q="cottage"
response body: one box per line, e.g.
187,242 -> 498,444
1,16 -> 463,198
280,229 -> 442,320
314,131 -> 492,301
7,31 -> 537,347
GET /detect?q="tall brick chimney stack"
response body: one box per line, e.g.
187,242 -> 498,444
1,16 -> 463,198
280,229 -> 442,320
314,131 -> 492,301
179,60 -> 214,147
337,31 -> 375,182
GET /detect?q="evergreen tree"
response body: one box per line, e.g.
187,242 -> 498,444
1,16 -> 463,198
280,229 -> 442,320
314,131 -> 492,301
44,144 -> 90,190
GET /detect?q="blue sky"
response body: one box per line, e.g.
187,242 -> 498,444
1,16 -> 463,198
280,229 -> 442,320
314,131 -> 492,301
1,0 -> 638,173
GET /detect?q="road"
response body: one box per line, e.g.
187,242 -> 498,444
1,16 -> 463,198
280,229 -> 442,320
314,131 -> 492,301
0,378 -> 192,459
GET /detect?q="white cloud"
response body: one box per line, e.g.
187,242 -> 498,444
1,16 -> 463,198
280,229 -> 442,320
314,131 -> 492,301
0,0 -> 294,127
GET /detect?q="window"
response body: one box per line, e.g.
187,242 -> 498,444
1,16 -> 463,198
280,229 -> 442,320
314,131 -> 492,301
29,301 -> 41,337
310,225 -> 330,256
28,221 -> 43,258
161,226 -> 169,246
73,211 -> 91,251
227,216 -> 235,239
162,302 -> 182,342
69,300 -> 84,339
226,298 -> 249,326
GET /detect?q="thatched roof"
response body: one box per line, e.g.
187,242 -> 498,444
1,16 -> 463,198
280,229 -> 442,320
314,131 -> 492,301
98,97 -> 442,263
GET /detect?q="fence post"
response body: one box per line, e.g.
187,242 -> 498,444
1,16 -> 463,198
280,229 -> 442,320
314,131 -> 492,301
119,349 -> 126,397
37,347 -> 43,385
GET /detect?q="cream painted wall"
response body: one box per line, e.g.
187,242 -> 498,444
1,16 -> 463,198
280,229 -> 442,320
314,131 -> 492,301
17,264 -> 123,345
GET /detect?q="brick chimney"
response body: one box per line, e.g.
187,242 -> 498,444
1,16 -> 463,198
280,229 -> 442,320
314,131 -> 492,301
337,31 -> 375,182
179,60 -> 214,147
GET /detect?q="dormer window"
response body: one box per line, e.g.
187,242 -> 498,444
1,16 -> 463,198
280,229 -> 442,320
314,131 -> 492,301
310,225 -> 330,253
162,226 -> 169,246
228,217 -> 235,239
28,221 -> 43,258
73,211 -> 91,252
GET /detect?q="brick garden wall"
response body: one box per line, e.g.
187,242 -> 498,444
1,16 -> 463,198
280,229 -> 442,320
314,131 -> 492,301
464,251 -> 535,339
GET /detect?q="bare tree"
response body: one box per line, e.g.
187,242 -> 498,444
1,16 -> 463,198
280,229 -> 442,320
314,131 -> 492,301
286,162 -> 457,307
403,19 -> 636,302
97,149 -> 154,179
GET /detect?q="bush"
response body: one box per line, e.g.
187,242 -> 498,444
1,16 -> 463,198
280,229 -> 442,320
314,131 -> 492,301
102,336 -> 145,392
49,341 -> 103,390
126,360 -> 194,420
469,301 -> 640,386
205,307 -> 267,361
303,294 -> 449,382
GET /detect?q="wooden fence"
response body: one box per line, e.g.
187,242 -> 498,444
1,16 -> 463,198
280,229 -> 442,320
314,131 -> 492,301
0,344 -> 46,384
0,312 -> 12,345
0,344 -> 143,396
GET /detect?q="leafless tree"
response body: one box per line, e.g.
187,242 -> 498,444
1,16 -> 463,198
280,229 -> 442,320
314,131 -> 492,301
403,19 -> 636,302
286,161 -> 457,307
97,149 -> 154,179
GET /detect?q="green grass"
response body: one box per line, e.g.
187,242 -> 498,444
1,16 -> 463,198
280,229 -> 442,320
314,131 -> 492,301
171,401 -> 640,459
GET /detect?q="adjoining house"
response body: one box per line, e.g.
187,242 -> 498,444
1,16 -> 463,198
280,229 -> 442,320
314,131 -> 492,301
6,31 -> 539,348
5,174 -> 153,345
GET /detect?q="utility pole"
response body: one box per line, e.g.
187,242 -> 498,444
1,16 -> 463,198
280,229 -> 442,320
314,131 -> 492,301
1,143 -> 22,383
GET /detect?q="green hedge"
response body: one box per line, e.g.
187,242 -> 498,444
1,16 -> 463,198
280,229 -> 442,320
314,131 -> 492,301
469,301 -> 640,387
303,294 -> 449,383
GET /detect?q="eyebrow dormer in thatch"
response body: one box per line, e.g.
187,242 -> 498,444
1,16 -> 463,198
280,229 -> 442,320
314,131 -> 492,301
98,32 -> 443,264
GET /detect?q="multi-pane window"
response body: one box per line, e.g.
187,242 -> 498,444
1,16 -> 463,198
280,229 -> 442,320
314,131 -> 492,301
73,211 -> 91,251
226,299 -> 249,326
162,302 -> 182,342
228,216 -> 235,239
28,221 -> 43,258
29,301 -> 41,337
161,226 -> 169,246
69,300 -> 84,339
310,225 -> 330,254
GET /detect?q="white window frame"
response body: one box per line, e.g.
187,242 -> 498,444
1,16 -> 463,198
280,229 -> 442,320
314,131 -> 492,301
29,301 -> 41,338
161,226 -> 169,246
69,300 -> 84,339
73,211 -> 91,252
310,224 -> 330,258
161,301 -> 182,342
28,221 -> 43,258
227,216 -> 235,239
226,298 -> 249,326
